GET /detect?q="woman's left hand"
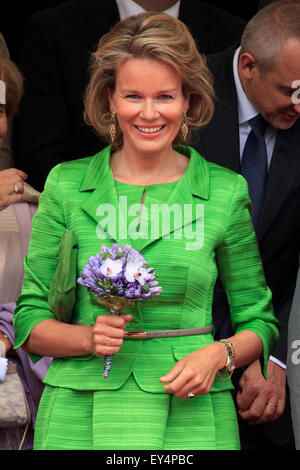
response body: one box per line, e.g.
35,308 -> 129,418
0,168 -> 28,211
159,342 -> 227,399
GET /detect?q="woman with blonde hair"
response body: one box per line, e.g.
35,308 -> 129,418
14,13 -> 279,450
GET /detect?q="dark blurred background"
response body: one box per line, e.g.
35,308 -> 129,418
1,1 -> 262,62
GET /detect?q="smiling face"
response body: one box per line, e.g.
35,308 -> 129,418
108,57 -> 189,157
239,39 -> 300,129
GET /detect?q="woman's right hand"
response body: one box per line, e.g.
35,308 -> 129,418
91,313 -> 132,357
0,168 -> 28,211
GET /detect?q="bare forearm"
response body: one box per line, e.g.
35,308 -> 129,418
22,319 -> 93,357
227,330 -> 263,369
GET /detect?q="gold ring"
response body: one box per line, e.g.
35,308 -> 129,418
14,185 -> 19,194
266,401 -> 276,407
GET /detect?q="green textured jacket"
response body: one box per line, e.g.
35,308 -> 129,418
14,145 -> 279,393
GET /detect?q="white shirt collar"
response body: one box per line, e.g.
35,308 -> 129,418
116,0 -> 181,20
233,46 -> 259,126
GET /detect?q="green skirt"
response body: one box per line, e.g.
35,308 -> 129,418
34,375 -> 240,450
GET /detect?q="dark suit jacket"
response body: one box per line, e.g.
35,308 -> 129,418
13,0 -> 245,191
194,44 -> 300,447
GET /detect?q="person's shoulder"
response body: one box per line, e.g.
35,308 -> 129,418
207,161 -> 249,205
45,149 -> 106,187
29,0 -> 84,20
190,146 -> 245,192
207,159 -> 241,184
59,154 -> 95,171
183,0 -> 245,26
206,43 -> 238,73
24,0 -> 119,47
28,0 -> 115,25
181,1 -> 245,53
26,0 -> 95,28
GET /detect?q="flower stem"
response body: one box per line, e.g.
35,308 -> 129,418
103,309 -> 120,378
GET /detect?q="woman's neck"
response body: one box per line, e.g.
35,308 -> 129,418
110,145 -> 188,185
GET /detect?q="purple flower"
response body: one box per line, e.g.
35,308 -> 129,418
100,258 -> 123,280
77,244 -> 162,379
77,243 -> 161,302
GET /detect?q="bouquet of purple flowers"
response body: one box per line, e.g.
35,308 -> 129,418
77,243 -> 162,377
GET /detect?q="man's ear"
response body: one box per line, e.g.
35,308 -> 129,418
238,52 -> 258,80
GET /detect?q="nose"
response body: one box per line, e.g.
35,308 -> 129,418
140,98 -> 159,121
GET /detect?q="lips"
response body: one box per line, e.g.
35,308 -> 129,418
135,125 -> 164,134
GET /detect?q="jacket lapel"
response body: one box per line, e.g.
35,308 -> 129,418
137,146 -> 210,252
80,146 -> 123,243
256,121 -> 300,242
80,146 -> 210,250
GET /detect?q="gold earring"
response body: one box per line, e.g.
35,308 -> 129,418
110,111 -> 117,144
181,111 -> 188,141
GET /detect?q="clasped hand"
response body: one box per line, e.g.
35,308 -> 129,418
92,319 -> 226,398
236,359 -> 286,424
91,314 -> 133,357
160,342 -> 227,399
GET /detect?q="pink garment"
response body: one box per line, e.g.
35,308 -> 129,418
0,201 -> 52,450
0,202 -> 37,305
13,202 -> 37,259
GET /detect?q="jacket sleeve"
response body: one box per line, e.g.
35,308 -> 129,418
13,164 -> 66,351
216,173 -> 280,378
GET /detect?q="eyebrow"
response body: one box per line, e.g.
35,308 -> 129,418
121,88 -> 178,94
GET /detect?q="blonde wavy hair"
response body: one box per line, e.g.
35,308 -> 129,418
84,12 -> 215,148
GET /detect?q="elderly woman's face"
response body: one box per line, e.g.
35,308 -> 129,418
108,58 -> 189,156
0,104 -> 7,148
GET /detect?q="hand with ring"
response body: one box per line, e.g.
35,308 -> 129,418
91,313 -> 132,357
266,401 -> 276,408
0,168 -> 28,211
237,359 -> 286,424
160,342 -> 227,399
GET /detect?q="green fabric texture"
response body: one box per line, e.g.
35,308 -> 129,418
29,229 -> 78,363
14,145 -> 279,392
33,378 -> 240,450
48,228 -> 78,323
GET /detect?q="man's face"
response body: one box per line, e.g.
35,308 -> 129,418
239,39 -> 300,130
